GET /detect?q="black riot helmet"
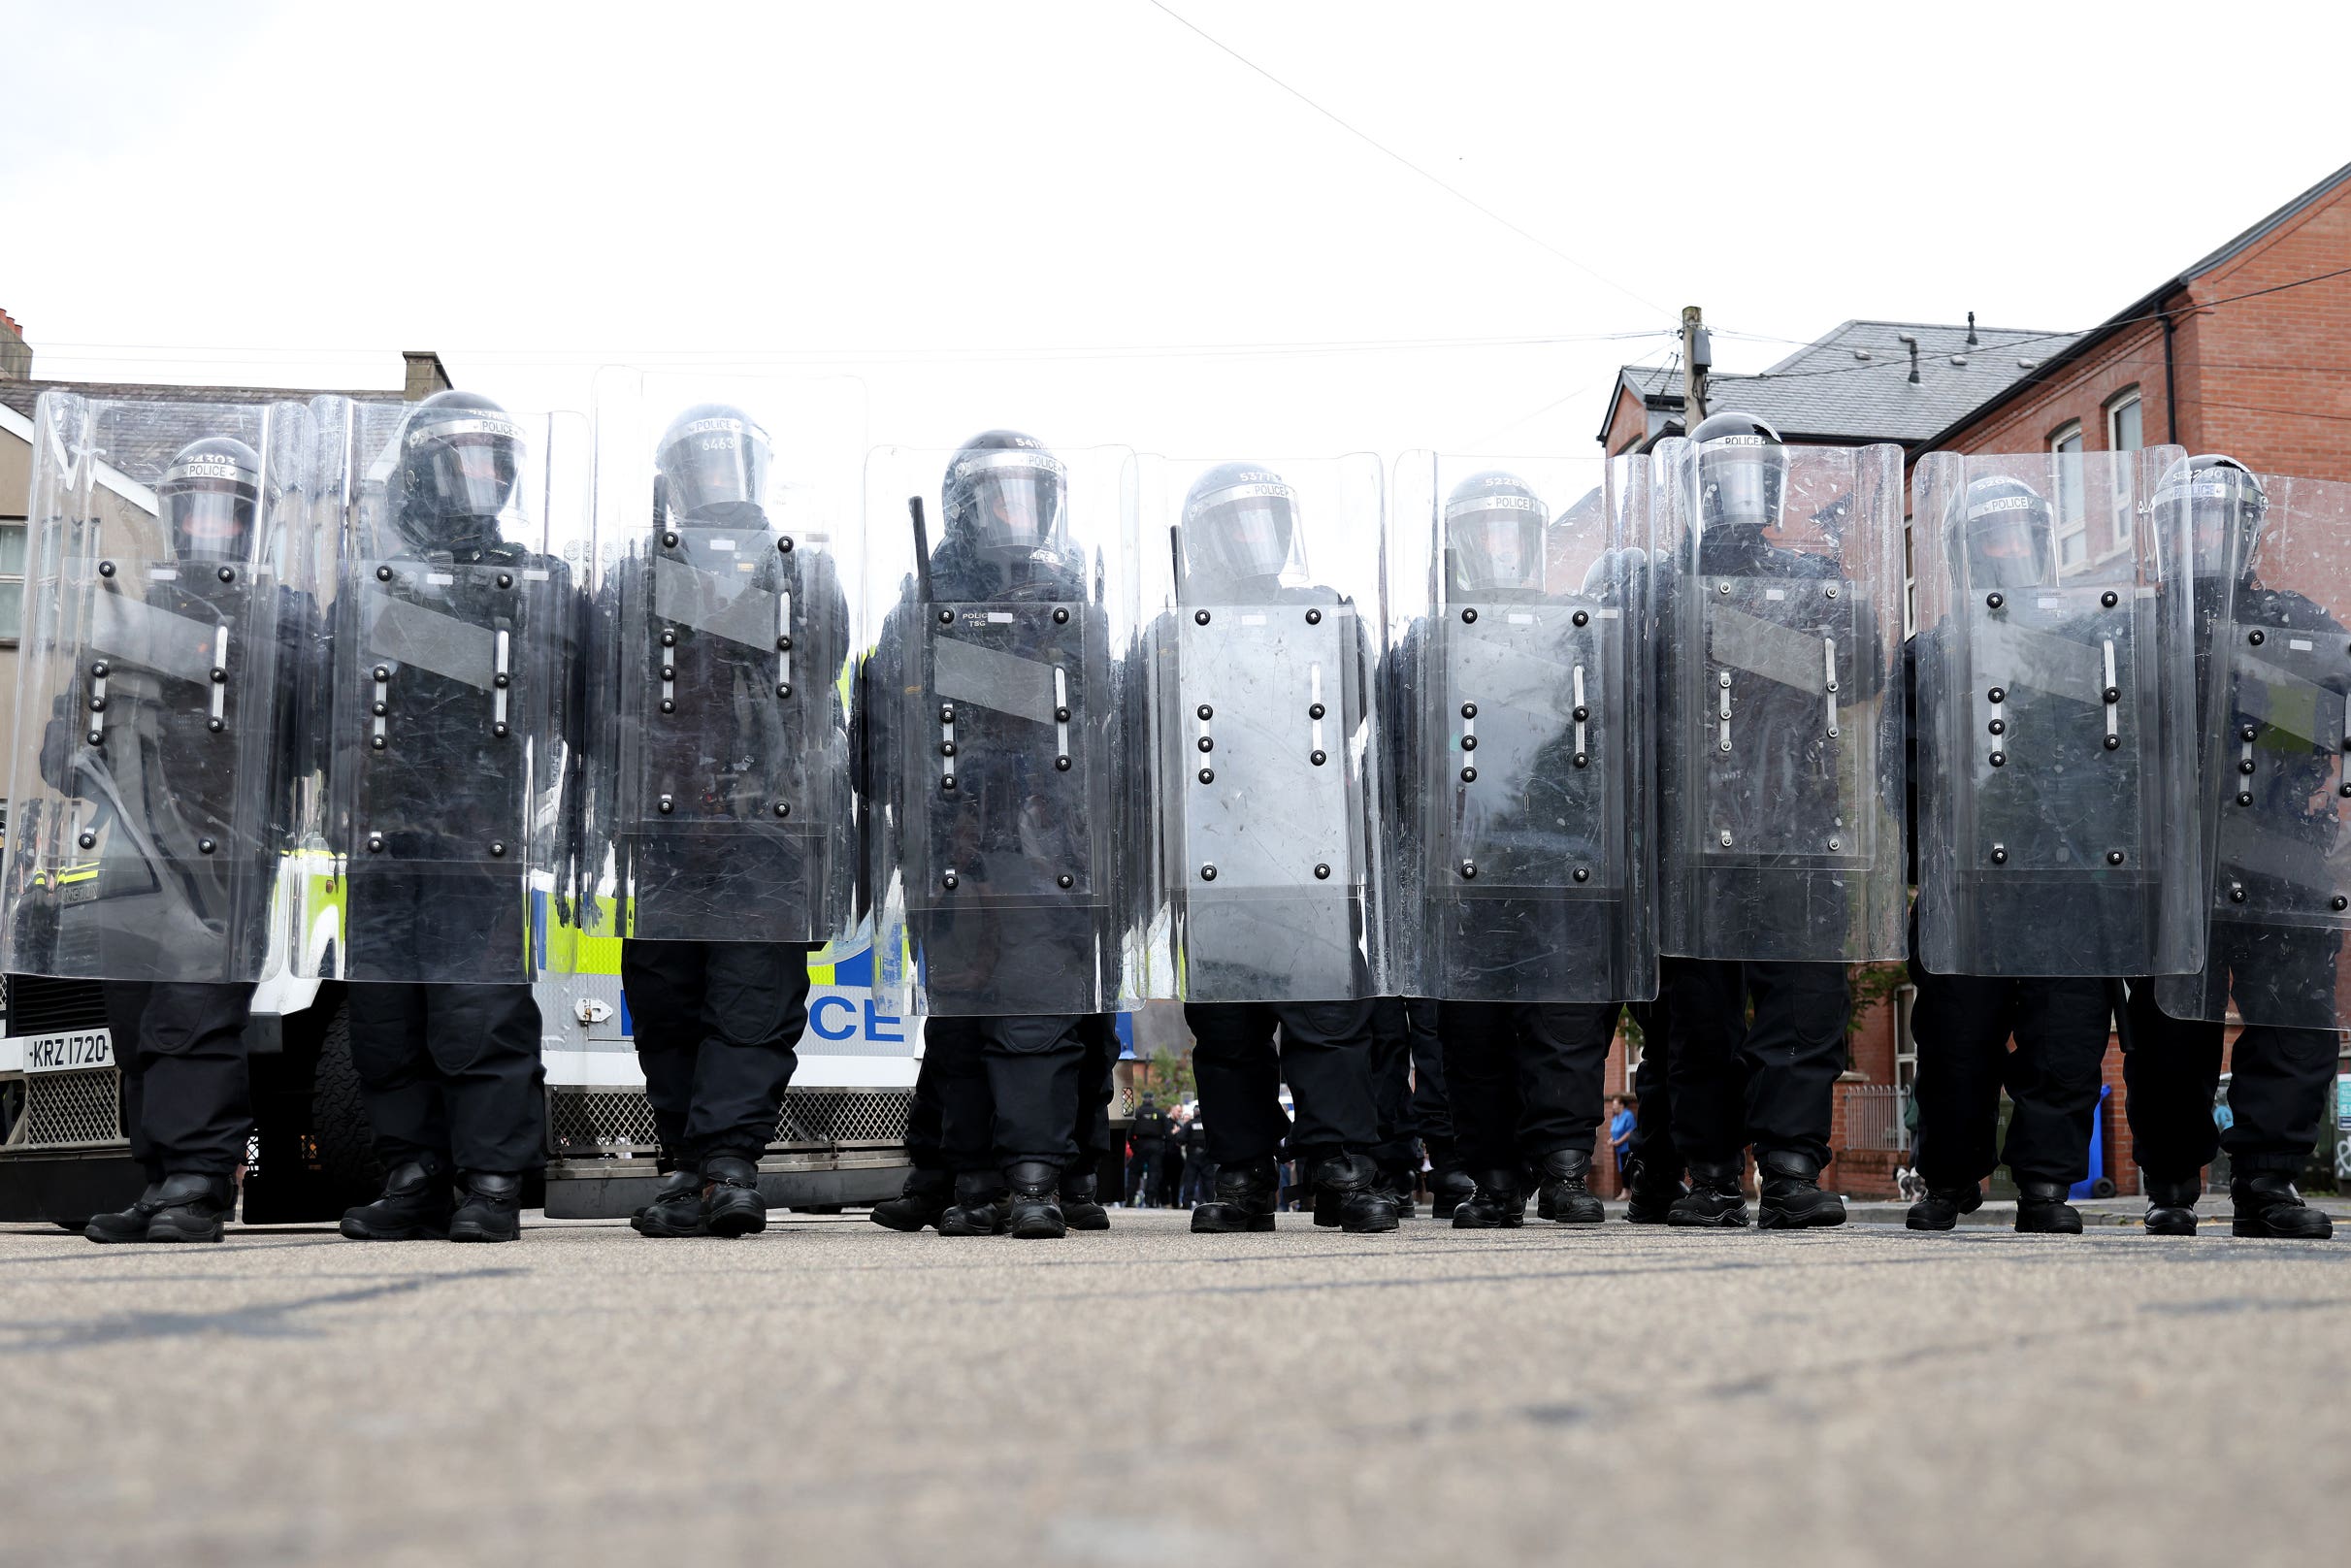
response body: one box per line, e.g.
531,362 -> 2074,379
1957,474 -> 2056,590
656,403 -> 771,521
2157,453 -> 2267,583
1691,409 -> 1787,531
1181,462 -> 1301,592
158,436 -> 261,563
1445,470 -> 1547,596
941,430 -> 1067,565
396,390 -> 525,551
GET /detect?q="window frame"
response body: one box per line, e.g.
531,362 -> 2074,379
2106,387 -> 2144,453
2048,421 -> 2088,571
0,515 -> 25,646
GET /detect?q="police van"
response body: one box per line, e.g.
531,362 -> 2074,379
0,918 -> 918,1227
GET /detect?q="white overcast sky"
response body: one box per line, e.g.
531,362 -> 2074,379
4,0 -> 2346,465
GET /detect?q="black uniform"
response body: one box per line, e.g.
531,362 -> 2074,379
1127,1099 -> 1172,1204
337,398 -> 582,1191
2130,563 -> 2345,1190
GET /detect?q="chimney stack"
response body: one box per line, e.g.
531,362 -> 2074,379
403,349 -> 453,401
0,308 -> 29,380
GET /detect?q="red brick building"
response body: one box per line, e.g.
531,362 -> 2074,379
1594,161 -> 2351,1198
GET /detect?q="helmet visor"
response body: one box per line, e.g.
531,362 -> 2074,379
1189,484 -> 1296,582
954,448 -> 1066,552
409,417 -> 523,520
661,415 -> 769,516
2160,476 -> 2259,575
1446,495 -> 1546,594
163,484 -> 255,561
1698,439 -> 1784,527
1965,501 -> 2050,589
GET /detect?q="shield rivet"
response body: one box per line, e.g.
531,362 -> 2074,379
2106,850 -> 2125,866
1195,609 -> 1211,625
1991,846 -> 2008,865
779,537 -> 795,553
367,834 -> 385,854
1988,687 -> 2006,703
1055,756 -> 1071,771
1573,866 -> 1589,883
497,573 -> 512,590
663,532 -> 679,548
1990,751 -> 2007,767
1058,874 -> 1074,890
776,683 -> 793,699
1459,861 -> 1477,880
943,870 -> 960,890
1462,607 -> 1478,623
1197,736 -> 1214,753
2249,630 -> 2266,646
2101,590 -> 2118,608
1573,610 -> 1589,628
218,566 -> 236,583
1200,865 -> 1218,882
1460,702 -> 1477,719
1053,607 -> 1069,624
77,831 -> 95,849
2239,759 -> 2257,775
1196,703 -> 1213,721
1986,592 -> 2005,610
1718,831 -> 1734,847
376,566 -> 392,582
1305,608 -> 1322,626
1056,705 -> 1070,722
1309,702 -> 1325,720
940,705 -> 957,725
1573,753 -> 1589,768
1198,768 -> 1215,785
1460,766 -> 1477,782
1314,864 -> 1331,880
1460,735 -> 1478,752
775,802 -> 791,818
490,841 -> 507,858
1311,749 -> 1327,766
2230,885 -> 2248,903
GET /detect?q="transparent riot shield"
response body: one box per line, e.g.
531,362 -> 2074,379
304,395 -> 590,984
1913,446 -> 2198,977
1389,452 -> 1655,1003
0,394 -> 316,983
1657,438 -> 1906,962
589,370 -> 865,946
864,441 -> 1135,1017
1127,454 -> 1388,1002
2158,470 -> 2351,1029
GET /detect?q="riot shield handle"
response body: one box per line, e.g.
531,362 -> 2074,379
907,496 -> 933,604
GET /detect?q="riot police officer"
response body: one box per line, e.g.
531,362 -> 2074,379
1656,410 -> 1891,1229
1420,472 -> 1632,1229
1905,474 -> 2117,1234
56,430 -> 307,1242
1156,462 -> 1395,1235
870,430 -> 1116,1239
600,403 -> 853,1238
334,390 -> 580,1244
2130,456 -> 2338,1239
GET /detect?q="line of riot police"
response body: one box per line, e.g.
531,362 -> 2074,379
5,384 -> 2340,1245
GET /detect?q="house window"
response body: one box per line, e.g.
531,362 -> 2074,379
2108,389 -> 2143,452
2050,422 -> 2087,571
0,519 -> 24,642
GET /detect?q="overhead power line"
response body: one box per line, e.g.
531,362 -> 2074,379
1142,0 -> 1675,323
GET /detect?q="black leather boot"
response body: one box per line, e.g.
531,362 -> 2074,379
447,1172 -> 523,1243
1377,1161 -> 1419,1220
1621,1157 -> 1685,1225
1004,1160 -> 1067,1239
1756,1151 -> 1845,1229
145,1173 -> 235,1243
1451,1170 -> 1525,1229
84,1182 -> 170,1245
1312,1150 -> 1400,1234
1537,1149 -> 1605,1226
1192,1157 -> 1278,1233
632,1169 -> 707,1237
1059,1170 -> 1111,1231
938,1171 -> 1009,1236
701,1156 -> 768,1238
869,1168 -> 953,1232
2014,1178 -> 2083,1235
1668,1160 -> 1750,1227
1428,1164 -> 1476,1222
1905,1183 -> 1981,1231
341,1158 -> 455,1241
2141,1172 -> 2200,1237
2232,1171 -> 2335,1239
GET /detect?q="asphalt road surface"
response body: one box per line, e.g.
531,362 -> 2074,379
4,1207 -> 2346,1567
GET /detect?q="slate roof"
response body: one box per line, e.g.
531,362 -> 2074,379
1604,319 -> 2085,449
0,377 -> 399,493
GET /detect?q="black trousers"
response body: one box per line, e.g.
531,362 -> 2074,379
346,981 -> 545,1176
1441,999 -> 1615,1174
913,1011 -> 1114,1180
1127,1139 -> 1165,1204
620,938 -> 814,1169
1371,996 -> 1448,1168
1076,1014 -> 1118,1173
2122,981 -> 2336,1180
922,1013 -> 1088,1170
1908,955 -> 2112,1190
1625,992 -> 1681,1179
103,980 -> 256,1182
1661,956 -> 1847,1168
1186,998 -> 1380,1167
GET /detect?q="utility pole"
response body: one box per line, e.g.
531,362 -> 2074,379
1680,305 -> 1711,431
